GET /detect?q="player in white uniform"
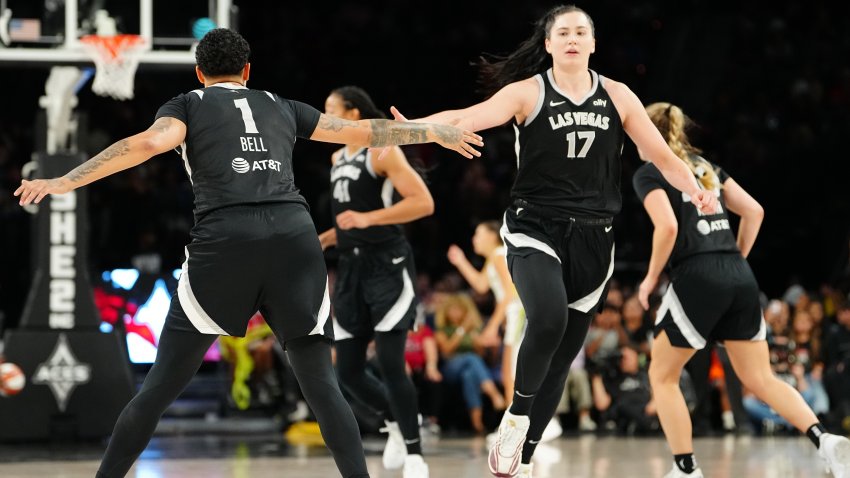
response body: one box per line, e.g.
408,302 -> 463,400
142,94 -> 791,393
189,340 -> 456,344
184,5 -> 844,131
448,221 -> 561,443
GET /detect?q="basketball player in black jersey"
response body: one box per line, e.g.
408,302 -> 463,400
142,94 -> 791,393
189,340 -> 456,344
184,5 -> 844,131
389,6 -> 716,477
14,29 -> 482,478
318,86 -> 431,478
634,102 -> 850,478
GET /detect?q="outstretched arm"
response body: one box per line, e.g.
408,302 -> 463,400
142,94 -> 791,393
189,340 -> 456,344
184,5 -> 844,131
447,245 -> 489,294
722,178 -> 764,258
638,189 -> 678,310
605,81 -> 716,215
403,80 -> 537,132
309,115 -> 483,159
15,117 -> 186,205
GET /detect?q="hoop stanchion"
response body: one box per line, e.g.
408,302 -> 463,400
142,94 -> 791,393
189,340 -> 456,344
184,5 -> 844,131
80,34 -> 147,100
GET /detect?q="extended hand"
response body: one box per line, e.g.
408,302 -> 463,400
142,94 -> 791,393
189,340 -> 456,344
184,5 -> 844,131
690,189 -> 718,215
14,178 -> 71,205
425,366 -> 443,383
335,210 -> 372,230
429,124 -> 482,159
446,244 -> 465,265
390,106 -> 483,160
638,275 -> 658,310
389,106 -> 408,122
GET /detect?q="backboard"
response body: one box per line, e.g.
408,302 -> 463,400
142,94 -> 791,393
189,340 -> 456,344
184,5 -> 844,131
0,0 -> 235,66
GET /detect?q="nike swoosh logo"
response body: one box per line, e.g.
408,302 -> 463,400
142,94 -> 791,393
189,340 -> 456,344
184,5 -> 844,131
605,226 -> 612,232
549,100 -> 566,107
392,256 -> 405,264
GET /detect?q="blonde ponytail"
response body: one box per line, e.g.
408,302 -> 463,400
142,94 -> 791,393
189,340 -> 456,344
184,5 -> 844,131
645,102 -> 721,191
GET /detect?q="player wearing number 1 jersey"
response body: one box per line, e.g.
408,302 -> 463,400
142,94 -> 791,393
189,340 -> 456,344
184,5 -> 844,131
318,86 -> 433,478
14,29 -> 482,478
388,6 -> 716,477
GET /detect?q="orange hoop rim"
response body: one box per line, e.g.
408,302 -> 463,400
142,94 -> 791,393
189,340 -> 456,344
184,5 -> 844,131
80,34 -> 146,61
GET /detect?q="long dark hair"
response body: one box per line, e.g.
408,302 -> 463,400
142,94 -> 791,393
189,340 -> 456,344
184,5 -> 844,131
330,86 -> 386,119
475,5 -> 595,97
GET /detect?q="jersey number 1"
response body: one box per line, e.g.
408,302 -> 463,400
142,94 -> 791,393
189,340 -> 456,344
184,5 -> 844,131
233,98 -> 259,134
566,131 -> 595,158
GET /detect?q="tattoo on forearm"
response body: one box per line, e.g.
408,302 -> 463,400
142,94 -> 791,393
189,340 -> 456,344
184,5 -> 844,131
150,117 -> 172,133
317,115 -> 348,132
429,124 -> 462,144
65,139 -> 131,183
368,119 -> 429,147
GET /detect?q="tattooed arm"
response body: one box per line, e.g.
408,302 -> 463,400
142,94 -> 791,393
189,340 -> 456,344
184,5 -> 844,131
308,114 -> 483,159
15,117 -> 186,205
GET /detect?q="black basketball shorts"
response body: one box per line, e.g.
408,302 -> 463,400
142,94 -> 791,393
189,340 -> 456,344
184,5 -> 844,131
166,202 -> 333,342
332,239 -> 417,340
655,252 -> 765,349
500,201 -> 615,314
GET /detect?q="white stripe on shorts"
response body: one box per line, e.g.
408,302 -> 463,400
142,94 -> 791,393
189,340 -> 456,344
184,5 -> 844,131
656,285 -> 706,349
308,277 -> 331,335
332,316 -> 355,341
499,213 -> 561,263
177,248 -> 229,335
569,244 -> 616,313
374,267 -> 415,332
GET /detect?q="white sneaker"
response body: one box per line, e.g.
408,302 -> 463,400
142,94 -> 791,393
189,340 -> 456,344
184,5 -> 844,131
379,420 -> 406,470
578,414 -> 597,432
721,410 -> 735,431
819,433 -> 850,478
403,454 -> 429,478
485,431 -> 499,450
663,465 -> 704,478
516,463 -> 533,478
488,411 -> 530,477
540,417 -> 562,443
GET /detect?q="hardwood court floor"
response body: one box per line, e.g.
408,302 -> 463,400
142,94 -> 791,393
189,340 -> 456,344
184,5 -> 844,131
0,434 -> 834,477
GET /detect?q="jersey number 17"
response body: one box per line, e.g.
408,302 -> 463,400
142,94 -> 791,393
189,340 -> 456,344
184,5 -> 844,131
565,131 -> 595,159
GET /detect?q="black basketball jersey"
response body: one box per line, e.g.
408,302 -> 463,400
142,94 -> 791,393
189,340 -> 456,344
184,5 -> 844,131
633,156 -> 740,267
329,147 -> 403,250
155,83 -> 321,219
512,69 -> 625,218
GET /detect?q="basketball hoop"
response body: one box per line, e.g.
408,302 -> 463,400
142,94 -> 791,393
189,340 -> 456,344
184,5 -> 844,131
80,34 -> 147,100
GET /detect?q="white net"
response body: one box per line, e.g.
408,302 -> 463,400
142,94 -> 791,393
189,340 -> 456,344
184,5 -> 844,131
80,35 -> 147,101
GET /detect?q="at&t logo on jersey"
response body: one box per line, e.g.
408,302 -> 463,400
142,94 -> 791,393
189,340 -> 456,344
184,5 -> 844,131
232,158 -> 250,173
231,157 -> 282,174
696,218 -> 730,235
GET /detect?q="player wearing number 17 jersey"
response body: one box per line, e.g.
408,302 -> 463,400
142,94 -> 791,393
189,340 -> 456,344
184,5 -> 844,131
388,6 -> 716,477
14,28 -> 483,478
